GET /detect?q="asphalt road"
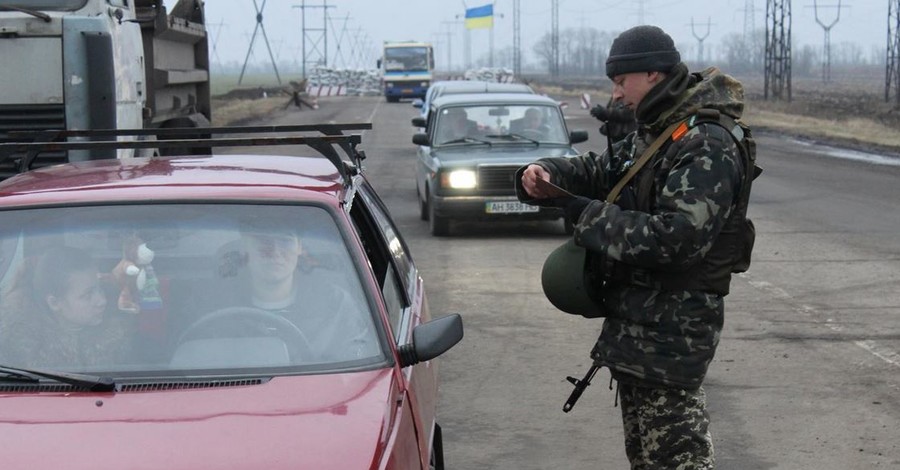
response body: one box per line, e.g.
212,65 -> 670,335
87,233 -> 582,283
255,95 -> 900,469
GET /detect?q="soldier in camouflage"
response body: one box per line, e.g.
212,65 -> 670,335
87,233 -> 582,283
518,25 -> 751,469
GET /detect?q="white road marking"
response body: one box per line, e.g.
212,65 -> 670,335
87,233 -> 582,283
742,275 -> 900,368
363,98 -> 382,137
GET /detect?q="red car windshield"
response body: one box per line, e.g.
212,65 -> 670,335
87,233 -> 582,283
0,204 -> 383,376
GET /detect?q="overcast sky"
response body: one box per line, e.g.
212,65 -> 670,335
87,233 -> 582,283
203,0 -> 887,71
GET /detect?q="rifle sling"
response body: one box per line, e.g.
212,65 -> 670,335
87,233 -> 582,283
606,119 -> 686,204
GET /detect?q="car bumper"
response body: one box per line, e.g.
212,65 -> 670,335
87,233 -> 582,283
432,195 -> 562,221
385,84 -> 428,99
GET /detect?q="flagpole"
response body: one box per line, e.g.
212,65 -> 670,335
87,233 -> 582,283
490,2 -> 495,67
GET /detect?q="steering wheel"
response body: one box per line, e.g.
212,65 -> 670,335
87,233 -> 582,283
177,306 -> 314,362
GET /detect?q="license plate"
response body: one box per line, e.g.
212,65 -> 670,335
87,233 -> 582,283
401,89 -> 413,94
485,200 -> 540,214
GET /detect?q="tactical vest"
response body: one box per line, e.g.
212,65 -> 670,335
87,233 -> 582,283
593,109 -> 759,296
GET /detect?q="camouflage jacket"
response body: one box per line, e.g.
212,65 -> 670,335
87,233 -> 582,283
525,65 -> 746,389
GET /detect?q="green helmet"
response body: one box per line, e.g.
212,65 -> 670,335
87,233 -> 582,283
541,238 -> 606,318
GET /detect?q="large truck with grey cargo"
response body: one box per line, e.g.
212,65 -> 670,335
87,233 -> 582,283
0,0 -> 210,178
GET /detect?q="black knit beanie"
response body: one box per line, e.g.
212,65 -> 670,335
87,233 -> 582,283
605,25 -> 681,78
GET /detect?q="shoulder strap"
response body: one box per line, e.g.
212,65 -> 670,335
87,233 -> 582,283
606,119 -> 687,204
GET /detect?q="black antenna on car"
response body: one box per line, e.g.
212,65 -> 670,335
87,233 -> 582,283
0,124 -> 372,187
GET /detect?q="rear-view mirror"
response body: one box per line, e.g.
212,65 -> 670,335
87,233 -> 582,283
412,133 -> 430,146
412,99 -> 424,108
488,107 -> 510,116
398,314 -> 464,367
569,129 -> 589,144
411,117 -> 426,128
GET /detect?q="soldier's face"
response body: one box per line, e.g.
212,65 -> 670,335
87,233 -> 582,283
611,71 -> 663,110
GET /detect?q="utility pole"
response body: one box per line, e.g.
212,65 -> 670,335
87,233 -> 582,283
238,0 -> 282,85
810,0 -> 848,83
327,13 -> 353,69
690,17 -> 713,64
887,0 -> 900,103
764,0 -> 792,101
293,0 -> 335,78
489,6 -> 504,68
209,19 -> 228,73
347,27 -> 365,69
437,28 -> 453,72
454,6 -> 472,70
742,0 -> 758,41
442,20 -> 464,72
551,0 -> 560,76
512,0 -> 521,76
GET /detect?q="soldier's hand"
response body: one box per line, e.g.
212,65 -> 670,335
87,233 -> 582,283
589,104 -> 609,122
521,164 -> 552,199
564,196 -> 593,224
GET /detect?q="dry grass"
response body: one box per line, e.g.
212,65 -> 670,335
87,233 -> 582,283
535,81 -> 900,153
743,106 -> 900,149
211,97 -> 286,127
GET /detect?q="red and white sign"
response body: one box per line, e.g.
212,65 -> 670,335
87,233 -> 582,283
580,93 -> 591,109
305,85 -> 347,97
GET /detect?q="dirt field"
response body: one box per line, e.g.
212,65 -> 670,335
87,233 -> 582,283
527,68 -> 900,156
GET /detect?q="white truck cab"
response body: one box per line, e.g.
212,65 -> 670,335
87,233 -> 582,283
0,0 -> 209,175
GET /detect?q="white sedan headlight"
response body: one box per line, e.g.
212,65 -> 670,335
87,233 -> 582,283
441,169 -> 477,189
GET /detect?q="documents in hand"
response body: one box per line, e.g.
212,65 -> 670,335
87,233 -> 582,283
535,178 -> 576,201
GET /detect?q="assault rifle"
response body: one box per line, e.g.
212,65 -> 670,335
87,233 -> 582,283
563,364 -> 601,413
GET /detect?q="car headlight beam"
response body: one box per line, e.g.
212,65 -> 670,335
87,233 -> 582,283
441,170 -> 477,189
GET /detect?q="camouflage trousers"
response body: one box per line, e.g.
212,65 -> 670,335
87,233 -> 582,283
618,382 -> 714,470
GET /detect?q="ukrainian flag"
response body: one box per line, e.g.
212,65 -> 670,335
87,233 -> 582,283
465,4 -> 494,30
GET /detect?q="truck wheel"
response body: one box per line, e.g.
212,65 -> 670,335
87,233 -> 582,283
158,116 -> 210,156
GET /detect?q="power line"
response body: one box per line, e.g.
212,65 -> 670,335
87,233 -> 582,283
887,0 -> 900,103
764,0 -> 792,101
513,0 -> 521,76
293,0 -> 336,78
689,17 -> 714,64
808,0 -> 850,83
238,0 -> 282,86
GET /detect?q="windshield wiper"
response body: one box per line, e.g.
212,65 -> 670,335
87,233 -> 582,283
440,137 -> 492,147
0,6 -> 52,22
0,364 -> 116,392
485,133 -> 541,145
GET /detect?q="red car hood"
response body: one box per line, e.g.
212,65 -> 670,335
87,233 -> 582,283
0,369 -> 396,469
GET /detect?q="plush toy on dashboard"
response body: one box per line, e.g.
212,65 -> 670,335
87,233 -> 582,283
111,233 -> 163,314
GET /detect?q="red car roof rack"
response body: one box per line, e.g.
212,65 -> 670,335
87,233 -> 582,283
0,123 -> 372,187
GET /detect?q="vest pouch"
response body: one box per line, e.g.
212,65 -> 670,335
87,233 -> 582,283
731,217 -> 755,273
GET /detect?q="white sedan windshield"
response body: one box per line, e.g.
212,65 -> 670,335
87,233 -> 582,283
0,204 -> 382,376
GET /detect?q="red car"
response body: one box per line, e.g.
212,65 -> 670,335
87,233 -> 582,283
0,126 -> 462,469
